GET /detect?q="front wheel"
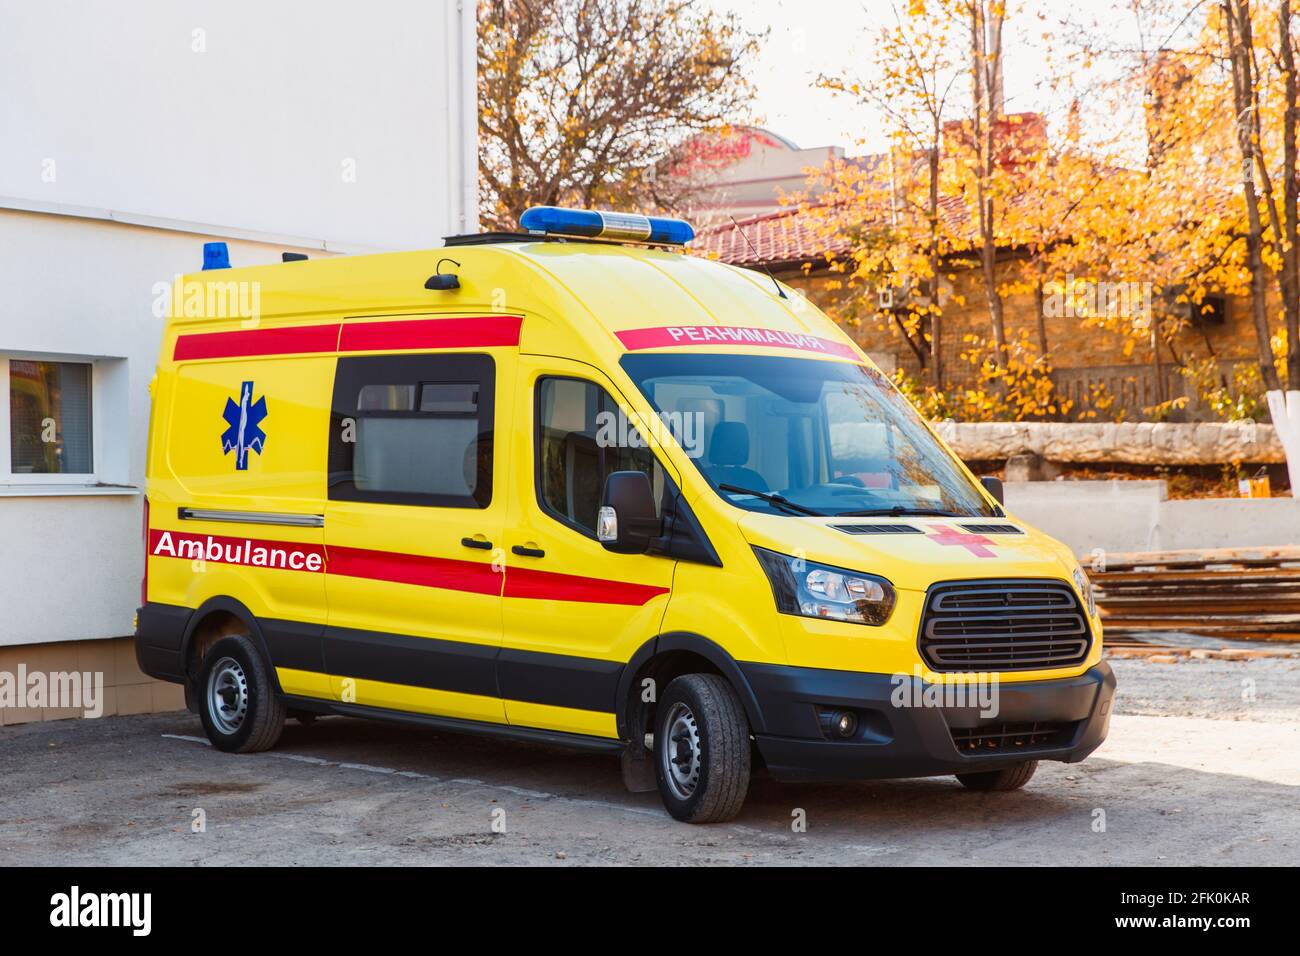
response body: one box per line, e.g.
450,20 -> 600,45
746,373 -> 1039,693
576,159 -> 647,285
197,634 -> 286,753
955,760 -> 1038,792
655,674 -> 751,823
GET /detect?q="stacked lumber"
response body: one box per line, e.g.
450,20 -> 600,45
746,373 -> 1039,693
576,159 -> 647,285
1105,645 -> 1298,660
1087,546 -> 1300,641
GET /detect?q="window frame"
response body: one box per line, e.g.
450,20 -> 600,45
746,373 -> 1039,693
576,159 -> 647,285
532,374 -> 667,542
327,352 -> 496,509
0,354 -> 103,486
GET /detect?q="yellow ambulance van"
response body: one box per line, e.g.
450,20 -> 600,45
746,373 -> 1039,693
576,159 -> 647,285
136,207 -> 1114,822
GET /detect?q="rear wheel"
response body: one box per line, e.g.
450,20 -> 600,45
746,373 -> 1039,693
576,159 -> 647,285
955,760 -> 1038,792
654,674 -> 751,823
198,634 -> 286,753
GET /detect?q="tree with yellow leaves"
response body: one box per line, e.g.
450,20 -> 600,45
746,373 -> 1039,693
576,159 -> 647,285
800,0 -> 1300,437
477,0 -> 759,229
808,0 -> 969,391
1074,1 -> 1298,415
802,0 -> 1070,419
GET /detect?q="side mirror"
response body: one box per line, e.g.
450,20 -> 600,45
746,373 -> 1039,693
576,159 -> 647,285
597,471 -> 662,554
980,475 -> 1005,506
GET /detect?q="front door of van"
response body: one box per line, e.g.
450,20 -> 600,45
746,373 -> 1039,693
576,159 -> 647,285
322,349 -> 515,724
499,356 -> 677,738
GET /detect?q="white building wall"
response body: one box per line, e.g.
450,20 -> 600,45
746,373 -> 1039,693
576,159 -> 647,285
685,127 -> 845,224
0,0 -> 478,249
0,209 -> 338,646
0,0 -> 476,650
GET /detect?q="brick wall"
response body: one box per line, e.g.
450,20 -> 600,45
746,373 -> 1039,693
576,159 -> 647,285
0,637 -> 185,725
783,257 -> 1270,420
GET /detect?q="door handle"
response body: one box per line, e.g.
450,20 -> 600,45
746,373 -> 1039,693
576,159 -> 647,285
461,537 -> 493,550
512,545 -> 545,558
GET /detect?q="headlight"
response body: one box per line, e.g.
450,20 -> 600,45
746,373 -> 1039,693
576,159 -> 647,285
754,548 -> 896,626
1072,565 -> 1097,618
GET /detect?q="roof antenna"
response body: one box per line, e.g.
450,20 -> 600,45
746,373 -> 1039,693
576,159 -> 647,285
730,215 -> 787,299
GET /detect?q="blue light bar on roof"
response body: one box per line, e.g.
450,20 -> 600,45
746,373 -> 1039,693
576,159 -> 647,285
202,242 -> 231,270
519,206 -> 694,245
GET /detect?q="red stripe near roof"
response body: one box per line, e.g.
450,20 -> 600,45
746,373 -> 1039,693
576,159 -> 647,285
338,315 -> 521,352
148,530 -> 666,606
617,324 -> 858,360
173,323 -> 340,361
173,315 -> 522,361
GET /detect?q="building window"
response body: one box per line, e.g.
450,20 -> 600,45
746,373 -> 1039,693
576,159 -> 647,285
328,353 -> 494,508
8,360 -> 94,475
536,376 -> 664,537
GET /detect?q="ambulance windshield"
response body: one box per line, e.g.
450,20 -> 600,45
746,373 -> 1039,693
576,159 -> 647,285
620,354 -> 997,518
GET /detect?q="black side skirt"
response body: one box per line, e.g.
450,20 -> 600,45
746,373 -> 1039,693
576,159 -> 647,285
282,695 -> 625,753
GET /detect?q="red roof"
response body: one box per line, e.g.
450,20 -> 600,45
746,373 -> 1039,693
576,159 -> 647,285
694,177 -> 1085,270
690,112 -> 1071,269
691,196 -> 974,270
690,207 -> 852,269
690,112 -> 1074,270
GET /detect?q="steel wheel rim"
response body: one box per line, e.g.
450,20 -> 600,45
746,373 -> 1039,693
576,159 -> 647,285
207,656 -> 249,735
662,702 -> 702,800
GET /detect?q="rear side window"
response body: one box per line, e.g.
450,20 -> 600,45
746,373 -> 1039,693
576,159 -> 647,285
536,376 -> 663,536
329,354 -> 494,508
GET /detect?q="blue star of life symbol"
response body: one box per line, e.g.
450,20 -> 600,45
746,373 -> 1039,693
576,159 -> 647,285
221,380 -> 267,470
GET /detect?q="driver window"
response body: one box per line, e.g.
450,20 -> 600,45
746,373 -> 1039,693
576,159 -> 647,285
537,377 -> 664,537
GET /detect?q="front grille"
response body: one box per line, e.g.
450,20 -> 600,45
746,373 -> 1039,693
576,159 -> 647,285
951,721 -> 1076,753
831,523 -> 923,535
919,579 -> 1090,671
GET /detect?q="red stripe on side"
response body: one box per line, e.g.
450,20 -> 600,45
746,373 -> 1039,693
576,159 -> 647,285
503,566 -> 669,606
338,315 -> 523,352
326,545 -> 503,597
149,530 -> 662,606
616,325 -> 858,360
173,323 -> 340,361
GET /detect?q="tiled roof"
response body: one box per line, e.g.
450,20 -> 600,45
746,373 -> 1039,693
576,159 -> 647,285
689,113 -> 1064,270
690,193 -> 1028,270
689,206 -> 853,269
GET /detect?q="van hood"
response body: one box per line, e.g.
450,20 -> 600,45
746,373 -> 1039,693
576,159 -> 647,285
736,510 -> 1080,593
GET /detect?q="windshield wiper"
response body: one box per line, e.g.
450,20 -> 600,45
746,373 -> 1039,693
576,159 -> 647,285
718,484 -> 826,517
835,506 -> 963,517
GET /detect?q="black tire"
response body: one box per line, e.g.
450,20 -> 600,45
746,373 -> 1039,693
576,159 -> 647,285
955,760 -> 1038,792
197,634 -> 286,753
654,674 -> 751,823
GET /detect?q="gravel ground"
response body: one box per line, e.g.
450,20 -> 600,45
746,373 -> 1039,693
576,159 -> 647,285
1,656 -> 1296,866
1109,655 -> 1300,723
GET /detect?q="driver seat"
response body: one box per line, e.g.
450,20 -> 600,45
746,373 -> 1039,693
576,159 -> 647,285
706,421 -> 768,492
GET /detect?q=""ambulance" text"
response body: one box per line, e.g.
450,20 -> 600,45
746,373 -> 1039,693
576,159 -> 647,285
149,530 -> 324,572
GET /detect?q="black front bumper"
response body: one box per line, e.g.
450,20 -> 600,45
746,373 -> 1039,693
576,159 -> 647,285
740,660 -> 1115,783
